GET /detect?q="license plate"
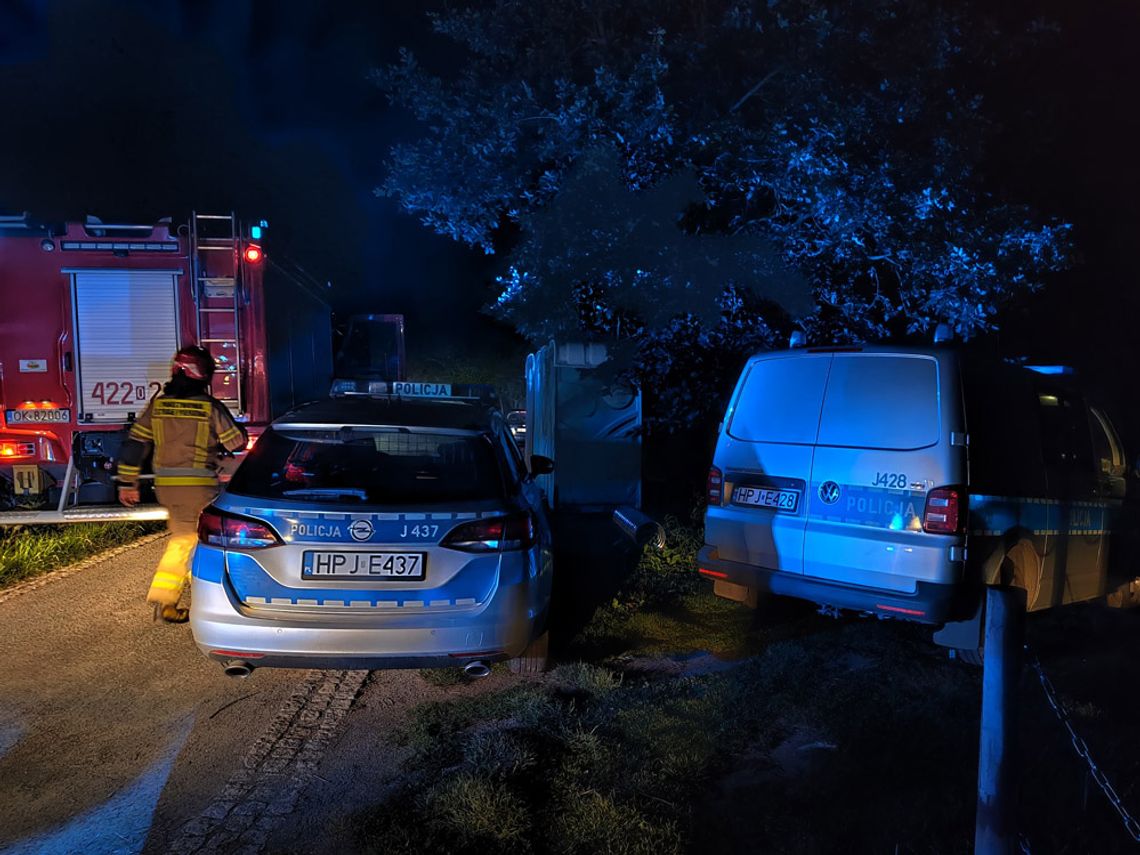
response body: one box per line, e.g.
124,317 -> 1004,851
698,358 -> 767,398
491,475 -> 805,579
5,408 -> 70,424
301,551 -> 425,579
732,485 -> 800,513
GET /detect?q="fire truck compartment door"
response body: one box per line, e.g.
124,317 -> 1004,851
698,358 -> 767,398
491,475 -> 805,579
72,270 -> 180,422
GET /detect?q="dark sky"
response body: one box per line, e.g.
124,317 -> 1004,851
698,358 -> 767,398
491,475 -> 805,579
0,0 -> 496,340
0,0 -> 1137,411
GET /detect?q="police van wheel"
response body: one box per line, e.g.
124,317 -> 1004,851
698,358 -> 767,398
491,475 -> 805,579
509,630 -> 549,675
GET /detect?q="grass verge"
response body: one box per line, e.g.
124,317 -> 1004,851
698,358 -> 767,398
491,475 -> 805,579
0,522 -> 164,590
357,515 -> 1140,853
355,624 -> 984,854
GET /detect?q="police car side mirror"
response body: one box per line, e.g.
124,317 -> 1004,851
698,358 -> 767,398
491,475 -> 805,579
530,455 -> 554,476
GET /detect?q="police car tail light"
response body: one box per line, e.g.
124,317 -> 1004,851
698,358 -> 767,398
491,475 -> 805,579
922,487 -> 963,534
441,513 -> 536,553
707,466 -> 723,505
198,508 -> 282,549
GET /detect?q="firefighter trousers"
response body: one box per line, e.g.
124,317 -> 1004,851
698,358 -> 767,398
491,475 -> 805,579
146,483 -> 219,607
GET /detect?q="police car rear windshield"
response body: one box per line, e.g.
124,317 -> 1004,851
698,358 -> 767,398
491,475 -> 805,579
227,428 -> 505,504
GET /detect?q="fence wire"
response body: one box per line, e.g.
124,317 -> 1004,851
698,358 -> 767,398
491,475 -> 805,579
1024,643 -> 1140,844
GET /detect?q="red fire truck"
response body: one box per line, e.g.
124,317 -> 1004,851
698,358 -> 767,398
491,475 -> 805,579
0,212 -> 333,523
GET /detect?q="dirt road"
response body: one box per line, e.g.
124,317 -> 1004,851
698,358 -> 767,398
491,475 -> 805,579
0,537 -> 321,854
0,536 -> 508,855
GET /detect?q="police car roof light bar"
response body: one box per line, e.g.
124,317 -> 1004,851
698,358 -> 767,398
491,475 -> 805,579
1024,365 -> 1075,376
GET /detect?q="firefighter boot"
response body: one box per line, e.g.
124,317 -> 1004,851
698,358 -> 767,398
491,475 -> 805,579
153,603 -> 190,623
147,533 -> 198,617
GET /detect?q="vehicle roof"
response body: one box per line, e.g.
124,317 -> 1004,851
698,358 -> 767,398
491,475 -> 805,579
746,345 -> 1075,382
749,344 -> 951,360
273,396 -> 501,432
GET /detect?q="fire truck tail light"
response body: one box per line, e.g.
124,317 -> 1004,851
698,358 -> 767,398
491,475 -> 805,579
0,441 -> 36,459
16,400 -> 61,410
243,244 -> 263,264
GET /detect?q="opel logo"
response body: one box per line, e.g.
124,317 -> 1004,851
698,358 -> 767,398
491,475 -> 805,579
348,519 -> 374,542
818,481 -> 841,505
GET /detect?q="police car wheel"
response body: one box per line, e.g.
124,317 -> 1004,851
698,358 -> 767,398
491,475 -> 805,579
509,630 -> 549,675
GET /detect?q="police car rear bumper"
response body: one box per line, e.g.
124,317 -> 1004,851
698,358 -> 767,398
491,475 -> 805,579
189,575 -> 540,670
697,546 -> 967,624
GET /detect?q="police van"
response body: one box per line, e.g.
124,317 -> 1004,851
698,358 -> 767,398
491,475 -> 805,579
697,340 -> 1138,650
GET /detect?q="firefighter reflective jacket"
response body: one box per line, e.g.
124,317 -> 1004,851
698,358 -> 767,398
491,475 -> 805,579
116,395 -> 248,487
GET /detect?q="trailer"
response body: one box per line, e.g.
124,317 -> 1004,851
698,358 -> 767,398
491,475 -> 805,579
524,341 -> 642,511
0,212 -> 332,524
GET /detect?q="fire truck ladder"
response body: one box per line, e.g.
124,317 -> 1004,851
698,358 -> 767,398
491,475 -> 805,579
190,212 -> 243,416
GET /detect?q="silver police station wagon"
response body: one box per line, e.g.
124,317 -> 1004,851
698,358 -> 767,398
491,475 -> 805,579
189,383 -> 554,678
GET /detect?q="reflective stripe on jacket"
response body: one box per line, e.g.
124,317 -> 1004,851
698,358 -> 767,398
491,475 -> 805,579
115,395 -> 248,487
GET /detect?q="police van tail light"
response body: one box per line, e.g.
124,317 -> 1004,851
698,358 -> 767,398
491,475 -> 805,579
441,513 -> 536,553
198,508 -> 282,549
923,487 -> 964,535
707,466 -> 724,505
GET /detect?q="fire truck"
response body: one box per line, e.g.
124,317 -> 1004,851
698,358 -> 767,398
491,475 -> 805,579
0,212 -> 333,524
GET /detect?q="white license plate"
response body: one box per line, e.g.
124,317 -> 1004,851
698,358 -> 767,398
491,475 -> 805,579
302,551 -> 425,579
732,486 -> 800,512
5,408 -> 70,424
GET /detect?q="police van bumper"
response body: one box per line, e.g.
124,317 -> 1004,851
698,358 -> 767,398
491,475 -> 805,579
697,546 -> 968,625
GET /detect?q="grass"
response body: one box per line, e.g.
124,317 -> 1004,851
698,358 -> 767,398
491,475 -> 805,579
0,522 -> 164,589
357,515 -> 1140,853
357,626 -> 989,854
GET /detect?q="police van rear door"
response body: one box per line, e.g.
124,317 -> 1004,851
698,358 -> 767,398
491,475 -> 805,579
711,352 -> 832,575
801,350 -> 964,598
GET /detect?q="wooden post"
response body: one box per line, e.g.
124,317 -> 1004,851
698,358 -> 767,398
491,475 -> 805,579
975,586 -> 1027,854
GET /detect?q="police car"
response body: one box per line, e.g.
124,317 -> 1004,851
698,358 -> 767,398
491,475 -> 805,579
189,382 -> 555,678
698,341 -> 1139,653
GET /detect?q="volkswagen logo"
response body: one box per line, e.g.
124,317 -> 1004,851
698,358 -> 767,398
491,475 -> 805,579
348,519 -> 374,542
818,481 -> 842,505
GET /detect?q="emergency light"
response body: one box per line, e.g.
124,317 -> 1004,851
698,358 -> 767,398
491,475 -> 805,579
243,244 -> 263,264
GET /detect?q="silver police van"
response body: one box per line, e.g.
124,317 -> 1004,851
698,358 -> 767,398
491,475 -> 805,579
189,383 -> 554,678
698,343 -> 1138,647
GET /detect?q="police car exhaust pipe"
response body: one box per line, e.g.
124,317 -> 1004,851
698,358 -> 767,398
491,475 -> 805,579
612,506 -> 666,550
463,660 -> 492,679
222,660 -> 253,679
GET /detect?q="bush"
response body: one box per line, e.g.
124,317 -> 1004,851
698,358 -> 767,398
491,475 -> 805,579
610,516 -> 703,613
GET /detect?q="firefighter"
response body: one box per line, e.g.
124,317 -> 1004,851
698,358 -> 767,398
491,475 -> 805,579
116,346 -> 247,623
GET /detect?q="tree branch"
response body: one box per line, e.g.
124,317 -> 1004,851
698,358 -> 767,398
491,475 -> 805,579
730,68 -> 782,113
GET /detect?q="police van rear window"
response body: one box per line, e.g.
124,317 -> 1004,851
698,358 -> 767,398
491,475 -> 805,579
227,428 -> 505,504
727,355 -> 831,444
817,354 -> 940,450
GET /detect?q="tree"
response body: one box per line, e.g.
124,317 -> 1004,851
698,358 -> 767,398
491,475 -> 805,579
375,0 -> 1071,427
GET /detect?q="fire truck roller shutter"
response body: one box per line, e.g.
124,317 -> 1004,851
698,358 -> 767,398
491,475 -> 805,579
71,270 -> 180,423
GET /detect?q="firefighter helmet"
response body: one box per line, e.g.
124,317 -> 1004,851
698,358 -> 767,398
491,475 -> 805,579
171,345 -> 216,381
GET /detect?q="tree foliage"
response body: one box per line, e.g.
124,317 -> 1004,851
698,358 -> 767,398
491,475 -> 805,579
375,0 -> 1071,427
